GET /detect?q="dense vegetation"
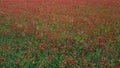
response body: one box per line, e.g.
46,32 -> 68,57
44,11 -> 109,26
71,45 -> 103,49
0,0 -> 120,68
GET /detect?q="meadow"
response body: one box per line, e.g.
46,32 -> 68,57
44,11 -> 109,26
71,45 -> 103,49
0,0 -> 120,68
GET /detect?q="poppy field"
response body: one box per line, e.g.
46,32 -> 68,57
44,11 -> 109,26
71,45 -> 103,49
0,0 -> 120,68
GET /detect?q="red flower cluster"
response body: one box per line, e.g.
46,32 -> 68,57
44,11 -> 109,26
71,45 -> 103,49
62,57 -> 77,67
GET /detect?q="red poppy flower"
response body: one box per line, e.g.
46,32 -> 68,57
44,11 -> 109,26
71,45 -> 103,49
98,36 -> 105,47
0,58 -> 5,62
114,65 -> 120,68
29,22 -> 35,29
16,61 -> 20,65
69,36 -> 75,42
38,45 -> 44,51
